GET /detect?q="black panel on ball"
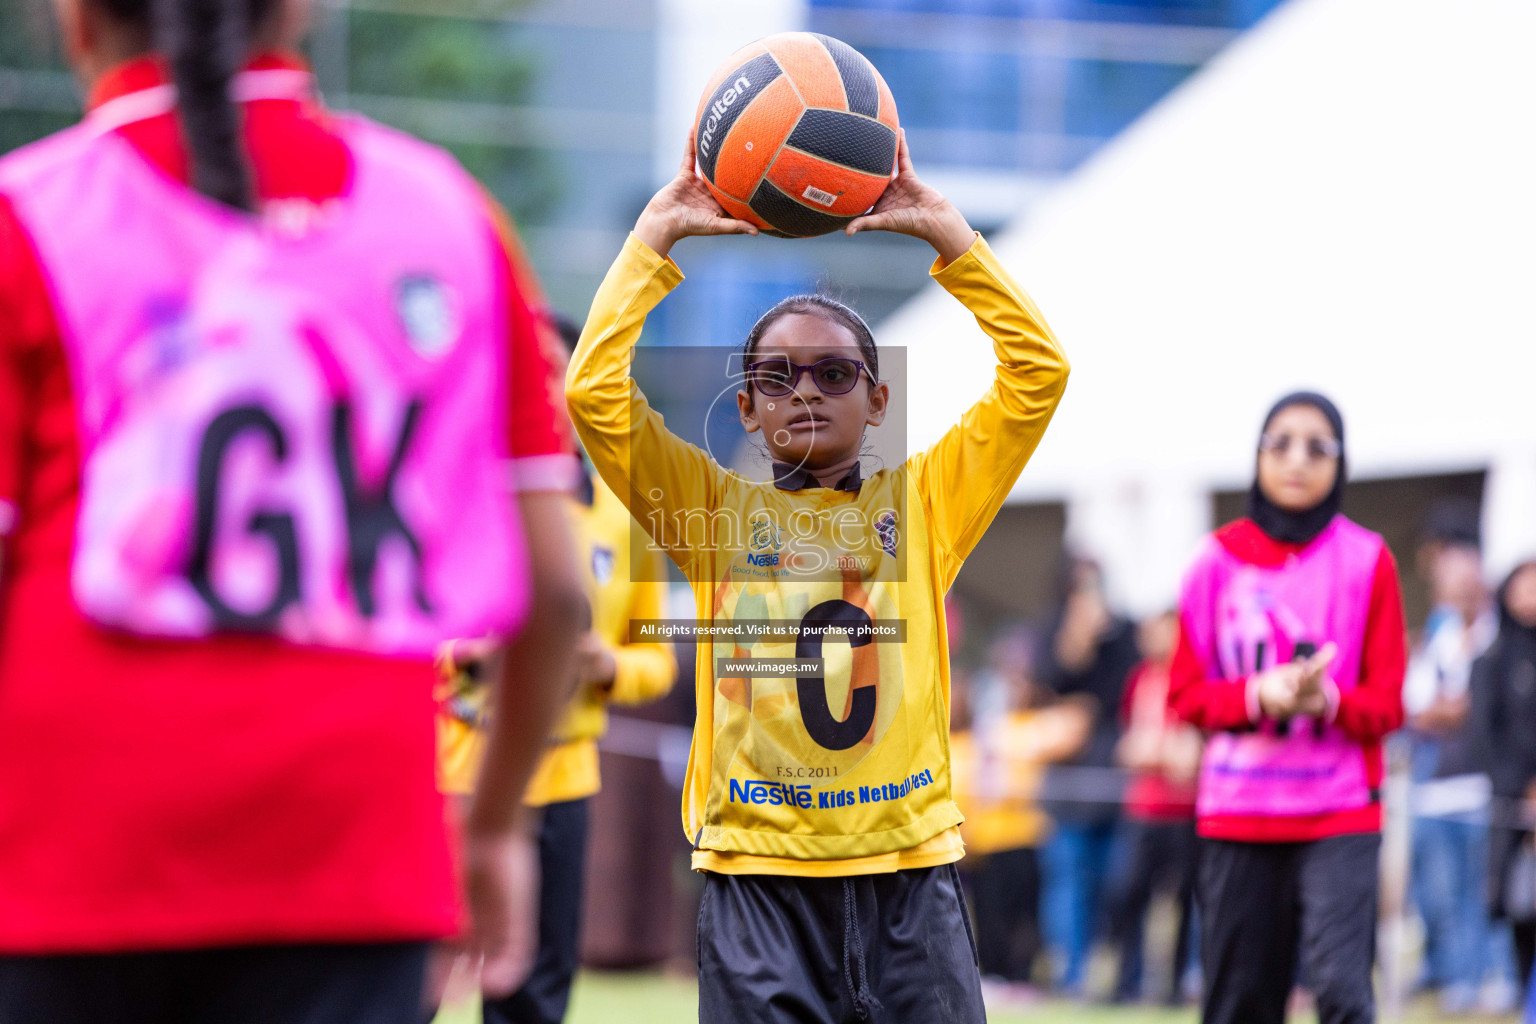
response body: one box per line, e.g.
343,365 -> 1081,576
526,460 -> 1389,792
695,52 -> 783,183
749,180 -> 857,238
785,109 -> 897,176
812,34 -> 879,118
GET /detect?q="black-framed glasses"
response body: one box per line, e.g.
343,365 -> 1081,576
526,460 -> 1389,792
744,356 -> 874,397
1259,433 -> 1341,461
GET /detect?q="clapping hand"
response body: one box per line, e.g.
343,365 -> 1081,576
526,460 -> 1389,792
1254,643 -> 1338,720
1291,644 -> 1337,717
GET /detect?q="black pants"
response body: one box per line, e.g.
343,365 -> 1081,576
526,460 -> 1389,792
0,942 -> 428,1024
1108,818 -> 1197,1002
698,863 -> 985,1024
1199,833 -> 1379,1024
483,798 -> 589,1024
1489,825 -> 1536,988
1514,922 -> 1536,990
962,847 -> 1041,983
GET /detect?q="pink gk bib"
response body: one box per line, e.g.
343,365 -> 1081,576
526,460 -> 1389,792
0,111 -> 529,656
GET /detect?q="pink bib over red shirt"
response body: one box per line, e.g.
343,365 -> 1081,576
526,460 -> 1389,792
1169,516 -> 1407,843
0,55 -> 572,952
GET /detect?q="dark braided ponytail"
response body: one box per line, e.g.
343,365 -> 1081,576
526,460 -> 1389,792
100,0 -> 273,211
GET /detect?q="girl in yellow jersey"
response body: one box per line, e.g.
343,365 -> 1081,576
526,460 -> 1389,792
565,130 -> 1069,1023
437,322 -> 677,1024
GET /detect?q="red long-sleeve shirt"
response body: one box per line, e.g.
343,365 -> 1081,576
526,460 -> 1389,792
1168,517 -> 1407,841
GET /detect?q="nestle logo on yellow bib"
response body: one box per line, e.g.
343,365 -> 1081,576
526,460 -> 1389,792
729,779 -> 814,810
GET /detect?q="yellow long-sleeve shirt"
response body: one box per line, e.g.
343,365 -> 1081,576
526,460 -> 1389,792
565,232 -> 1067,874
436,477 -> 676,802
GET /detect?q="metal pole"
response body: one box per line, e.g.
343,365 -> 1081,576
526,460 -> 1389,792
1379,760 -> 1412,1022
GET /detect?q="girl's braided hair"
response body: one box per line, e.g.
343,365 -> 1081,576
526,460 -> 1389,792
101,0 -> 278,211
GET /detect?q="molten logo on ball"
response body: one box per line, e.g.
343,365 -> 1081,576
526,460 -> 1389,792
699,74 -> 752,161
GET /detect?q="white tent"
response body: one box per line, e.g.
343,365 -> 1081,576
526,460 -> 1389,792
888,0 -> 1536,607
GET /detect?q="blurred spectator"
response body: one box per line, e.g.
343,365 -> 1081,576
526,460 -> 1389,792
1473,559 -> 1536,989
1404,540 -> 1506,1012
1105,610 -> 1202,1005
952,635 -> 1092,994
1038,556 -> 1140,994
1415,498 -> 1483,638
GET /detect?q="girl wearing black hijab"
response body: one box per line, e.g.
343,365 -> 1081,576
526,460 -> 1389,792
1168,393 -> 1408,1024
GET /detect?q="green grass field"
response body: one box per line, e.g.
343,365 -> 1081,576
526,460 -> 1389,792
433,970 -> 1519,1023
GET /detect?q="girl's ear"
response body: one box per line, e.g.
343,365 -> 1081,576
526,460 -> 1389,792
737,388 -> 761,433
864,381 -> 890,428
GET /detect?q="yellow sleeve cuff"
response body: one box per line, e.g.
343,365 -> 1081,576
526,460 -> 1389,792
928,231 -> 992,285
623,232 -> 686,288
